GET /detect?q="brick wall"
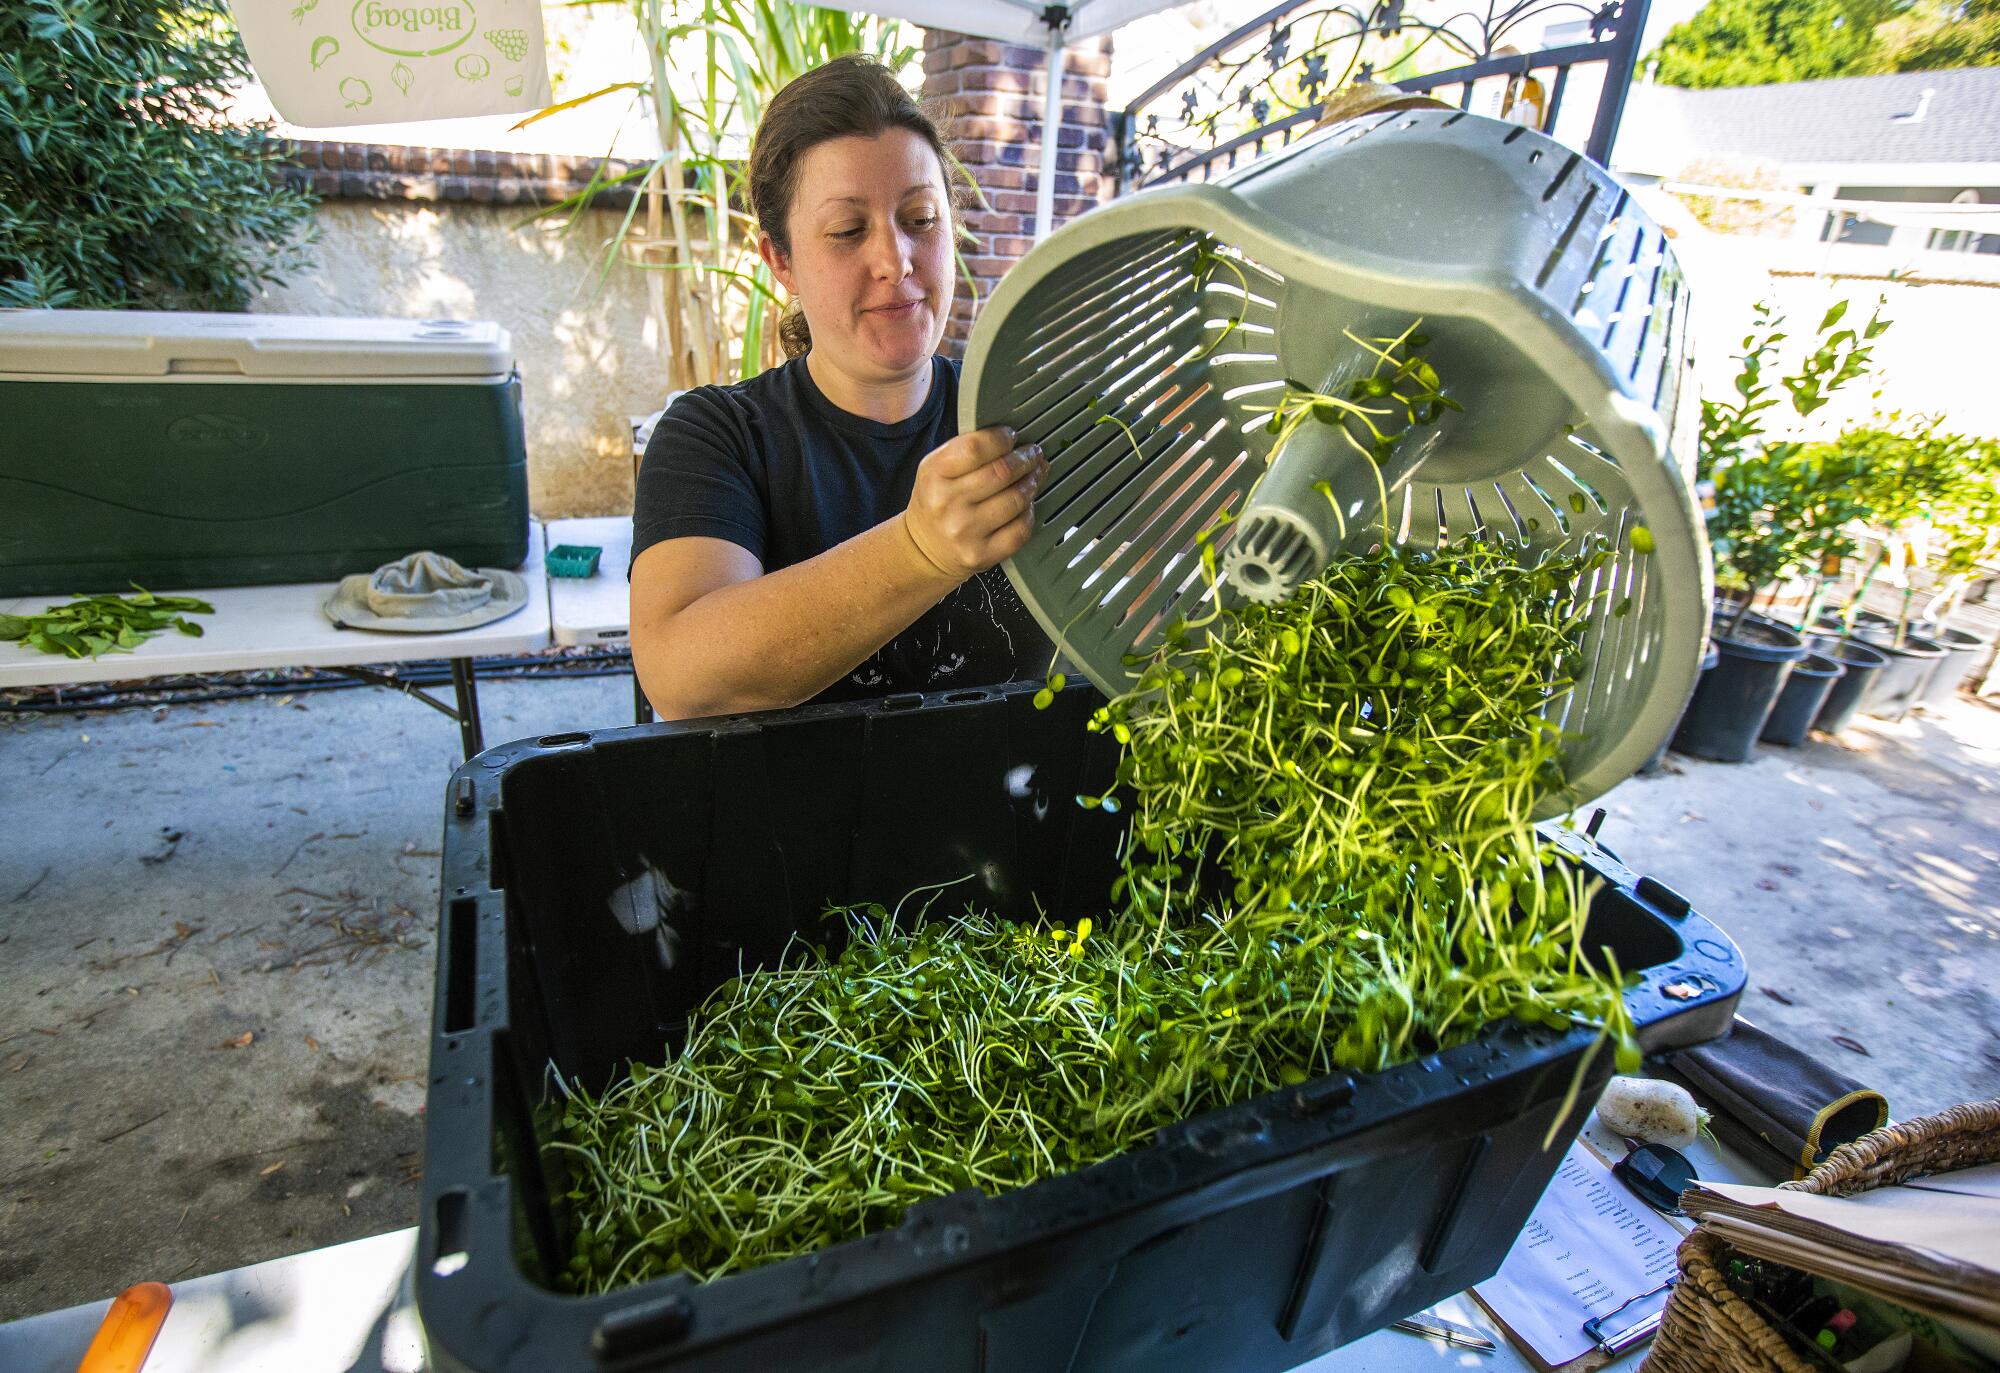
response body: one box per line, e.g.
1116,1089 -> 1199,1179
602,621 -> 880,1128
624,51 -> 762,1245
283,140 -> 645,207
922,30 -> 1115,357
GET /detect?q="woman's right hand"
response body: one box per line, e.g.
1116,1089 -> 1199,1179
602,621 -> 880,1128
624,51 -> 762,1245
902,426 -> 1048,581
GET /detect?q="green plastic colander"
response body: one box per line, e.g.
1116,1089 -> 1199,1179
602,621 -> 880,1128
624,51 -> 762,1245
963,108 -> 1711,814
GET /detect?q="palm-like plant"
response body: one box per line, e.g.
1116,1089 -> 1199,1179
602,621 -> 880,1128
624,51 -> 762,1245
520,1 -> 919,389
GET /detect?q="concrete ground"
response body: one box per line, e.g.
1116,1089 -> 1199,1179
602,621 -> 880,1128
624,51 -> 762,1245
2,672 -> 1997,1322
1594,701 -> 2000,1120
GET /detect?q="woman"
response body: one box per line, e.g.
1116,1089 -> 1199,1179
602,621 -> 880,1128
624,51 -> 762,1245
629,54 -> 1052,720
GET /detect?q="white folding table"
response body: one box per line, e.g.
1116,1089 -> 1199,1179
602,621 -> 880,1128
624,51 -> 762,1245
544,515 -> 652,723
545,517 -> 632,650
0,525 -> 551,759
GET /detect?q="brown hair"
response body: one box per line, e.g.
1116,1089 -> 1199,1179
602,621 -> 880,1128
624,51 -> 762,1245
749,53 -> 971,360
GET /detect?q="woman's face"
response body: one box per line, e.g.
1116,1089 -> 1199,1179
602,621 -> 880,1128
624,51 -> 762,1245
763,129 -> 954,378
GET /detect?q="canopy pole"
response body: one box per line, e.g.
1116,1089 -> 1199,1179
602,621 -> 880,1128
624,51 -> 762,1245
1033,15 -> 1068,241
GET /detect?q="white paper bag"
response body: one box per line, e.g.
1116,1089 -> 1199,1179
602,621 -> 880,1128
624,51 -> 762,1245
233,0 -> 553,128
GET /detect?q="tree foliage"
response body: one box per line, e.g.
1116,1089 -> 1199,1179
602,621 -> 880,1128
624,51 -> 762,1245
1649,0 -> 2000,87
1649,0 -> 1900,88
0,0 -> 316,310
1878,0 -> 2000,70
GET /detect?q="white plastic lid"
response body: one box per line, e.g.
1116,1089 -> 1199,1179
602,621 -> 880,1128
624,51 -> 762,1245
0,310 -> 514,381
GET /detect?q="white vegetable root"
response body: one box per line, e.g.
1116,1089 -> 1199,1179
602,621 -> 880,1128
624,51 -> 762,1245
1595,1076 -> 1708,1147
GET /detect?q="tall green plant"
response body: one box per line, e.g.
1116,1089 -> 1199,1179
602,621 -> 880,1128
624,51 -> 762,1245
0,0 -> 316,310
1699,298 -> 1890,483
520,1 -> 919,386
1700,297 -> 1890,633
1824,418 -> 1995,641
1928,449 -> 2000,624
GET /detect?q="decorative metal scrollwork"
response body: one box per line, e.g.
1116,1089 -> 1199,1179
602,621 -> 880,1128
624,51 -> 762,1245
1115,0 -> 1642,193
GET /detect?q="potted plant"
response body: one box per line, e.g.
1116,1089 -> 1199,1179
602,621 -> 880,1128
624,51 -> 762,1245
1673,298 -> 1888,762
1735,440 -> 1891,738
1823,418 -> 1984,721
1913,442 -> 2000,711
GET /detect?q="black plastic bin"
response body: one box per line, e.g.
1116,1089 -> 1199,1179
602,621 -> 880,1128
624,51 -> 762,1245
1760,651 -> 1844,746
417,684 -> 1745,1373
1809,636 -> 1891,736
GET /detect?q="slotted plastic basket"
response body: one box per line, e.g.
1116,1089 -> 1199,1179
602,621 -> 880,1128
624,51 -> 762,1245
965,108 -> 1711,813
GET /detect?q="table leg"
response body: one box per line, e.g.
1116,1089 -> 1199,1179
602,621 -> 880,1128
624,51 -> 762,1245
450,658 -> 485,758
634,670 -> 654,725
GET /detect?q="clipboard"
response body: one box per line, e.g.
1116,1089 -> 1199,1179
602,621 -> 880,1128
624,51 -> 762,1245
1470,1278 -> 1677,1373
1470,1138 -> 1691,1371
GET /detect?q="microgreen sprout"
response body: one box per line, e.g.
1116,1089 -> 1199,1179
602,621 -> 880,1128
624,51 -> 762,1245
1254,320 -> 1459,543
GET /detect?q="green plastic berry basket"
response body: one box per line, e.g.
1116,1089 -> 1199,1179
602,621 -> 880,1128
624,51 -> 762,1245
545,544 -> 603,579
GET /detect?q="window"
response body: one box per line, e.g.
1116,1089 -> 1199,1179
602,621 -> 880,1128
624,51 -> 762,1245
1925,190 -> 1999,255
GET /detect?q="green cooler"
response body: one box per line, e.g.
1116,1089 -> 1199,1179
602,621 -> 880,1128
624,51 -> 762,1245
0,310 -> 531,597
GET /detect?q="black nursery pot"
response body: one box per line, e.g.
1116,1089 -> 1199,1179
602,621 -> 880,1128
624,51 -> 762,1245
1859,631 -> 1948,722
1815,606 -> 1898,637
1810,636 -> 1891,735
1672,618 -> 1806,763
1641,645 -> 1720,774
1916,626 -> 1993,712
1760,651 -> 1844,747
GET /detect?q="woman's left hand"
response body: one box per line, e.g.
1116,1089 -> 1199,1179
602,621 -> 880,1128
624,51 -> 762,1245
901,425 -> 1048,581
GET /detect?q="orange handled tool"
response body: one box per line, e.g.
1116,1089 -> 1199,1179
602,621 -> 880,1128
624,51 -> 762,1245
76,1281 -> 172,1373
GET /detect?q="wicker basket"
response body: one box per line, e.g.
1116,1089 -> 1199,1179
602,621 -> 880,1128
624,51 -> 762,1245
1642,1098 -> 2000,1373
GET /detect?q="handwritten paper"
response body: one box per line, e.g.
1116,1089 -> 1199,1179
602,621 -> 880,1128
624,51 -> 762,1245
1473,1143 -> 1685,1367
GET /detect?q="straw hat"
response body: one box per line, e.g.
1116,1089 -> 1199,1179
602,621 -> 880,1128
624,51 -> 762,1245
1312,82 -> 1453,132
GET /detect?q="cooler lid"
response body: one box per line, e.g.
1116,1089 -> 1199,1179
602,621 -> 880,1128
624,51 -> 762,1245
0,310 -> 514,381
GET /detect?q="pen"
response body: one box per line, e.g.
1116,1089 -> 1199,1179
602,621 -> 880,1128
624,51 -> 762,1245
1392,1312 -> 1496,1352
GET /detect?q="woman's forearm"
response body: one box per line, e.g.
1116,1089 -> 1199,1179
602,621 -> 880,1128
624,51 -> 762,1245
635,514 -> 963,718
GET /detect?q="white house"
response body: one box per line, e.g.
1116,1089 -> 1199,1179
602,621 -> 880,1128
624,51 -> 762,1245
1613,68 -> 2000,274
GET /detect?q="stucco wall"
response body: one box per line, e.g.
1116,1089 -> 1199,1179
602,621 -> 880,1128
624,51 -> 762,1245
1674,226 -> 2000,442
255,199 -> 668,519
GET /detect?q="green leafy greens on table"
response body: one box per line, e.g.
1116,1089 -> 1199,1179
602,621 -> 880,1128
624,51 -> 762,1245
0,587 -> 213,659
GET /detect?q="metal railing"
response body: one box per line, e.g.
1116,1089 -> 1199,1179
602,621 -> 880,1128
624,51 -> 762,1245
1111,0 -> 1652,194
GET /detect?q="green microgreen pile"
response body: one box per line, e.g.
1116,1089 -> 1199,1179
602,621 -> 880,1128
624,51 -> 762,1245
556,897 -> 1544,1291
1099,540 -> 1600,935
0,587 -> 212,659
552,319 -> 1641,1295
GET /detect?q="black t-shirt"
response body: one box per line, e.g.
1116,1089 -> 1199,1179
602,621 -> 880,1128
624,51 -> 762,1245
631,353 -> 1050,706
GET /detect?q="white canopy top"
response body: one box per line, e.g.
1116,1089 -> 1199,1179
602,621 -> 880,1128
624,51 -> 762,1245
854,0 -> 1200,236
854,0 -> 1196,46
